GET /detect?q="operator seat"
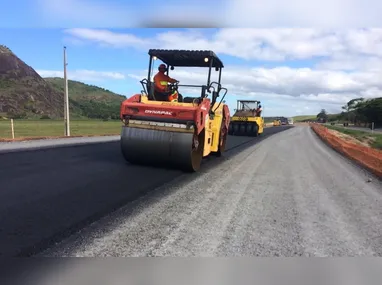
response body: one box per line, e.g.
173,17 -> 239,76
183,85 -> 208,104
153,87 -> 184,102
147,81 -> 170,101
183,97 -> 201,103
147,81 -> 155,100
154,90 -> 170,102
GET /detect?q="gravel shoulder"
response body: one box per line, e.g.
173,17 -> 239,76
40,125 -> 382,257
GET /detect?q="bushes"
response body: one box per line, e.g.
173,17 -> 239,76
73,100 -> 120,120
341,97 -> 382,127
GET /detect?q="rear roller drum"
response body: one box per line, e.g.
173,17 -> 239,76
246,124 -> 253,134
190,132 -> 204,171
233,123 -> 239,135
228,123 -> 233,135
252,124 -> 259,137
214,121 -> 228,157
239,124 -> 246,134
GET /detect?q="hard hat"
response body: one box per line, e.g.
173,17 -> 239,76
158,64 -> 167,72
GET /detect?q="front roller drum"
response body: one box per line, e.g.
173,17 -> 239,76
121,126 -> 204,172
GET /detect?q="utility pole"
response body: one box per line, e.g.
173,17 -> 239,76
63,46 -> 70,136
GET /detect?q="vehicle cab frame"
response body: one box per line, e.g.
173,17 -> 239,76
140,49 -> 227,114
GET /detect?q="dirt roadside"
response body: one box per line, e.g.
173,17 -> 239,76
310,123 -> 382,178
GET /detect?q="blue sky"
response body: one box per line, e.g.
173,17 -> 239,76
0,27 -> 352,117
1,2 -> 381,117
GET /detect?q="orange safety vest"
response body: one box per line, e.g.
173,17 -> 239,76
153,72 -> 176,92
153,72 -> 178,102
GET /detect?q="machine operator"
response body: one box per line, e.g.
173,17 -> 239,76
153,64 -> 182,102
255,104 -> 262,117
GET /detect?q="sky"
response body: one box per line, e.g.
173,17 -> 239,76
1,0 -> 382,117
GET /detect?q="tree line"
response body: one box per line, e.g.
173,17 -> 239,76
316,97 -> 382,128
70,99 -> 121,120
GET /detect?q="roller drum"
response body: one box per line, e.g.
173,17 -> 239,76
120,126 -> 202,172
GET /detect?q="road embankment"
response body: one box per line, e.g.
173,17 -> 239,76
310,123 -> 382,178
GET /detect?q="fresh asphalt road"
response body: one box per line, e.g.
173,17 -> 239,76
39,125 -> 382,257
0,126 -> 290,257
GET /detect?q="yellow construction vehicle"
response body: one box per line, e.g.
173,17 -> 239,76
120,49 -> 230,172
273,117 -> 281,126
228,100 -> 264,136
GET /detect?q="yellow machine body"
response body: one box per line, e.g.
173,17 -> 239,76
136,94 -> 228,157
228,100 -> 264,137
273,119 -> 281,126
119,48 -> 231,172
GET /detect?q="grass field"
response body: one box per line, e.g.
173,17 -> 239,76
292,115 -> 316,122
0,119 -> 273,140
0,119 -> 122,139
325,124 -> 382,150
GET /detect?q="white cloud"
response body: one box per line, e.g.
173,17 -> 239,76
33,0 -> 222,28
128,66 -> 380,106
32,0 -> 382,28
222,0 -> 382,27
36,69 -> 126,82
63,29 -> 149,48
316,54 -> 382,71
64,28 -> 382,62
60,28 -> 382,116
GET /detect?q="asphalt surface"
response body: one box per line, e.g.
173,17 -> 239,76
0,135 -> 120,153
0,126 -> 289,257
37,125 -> 382,257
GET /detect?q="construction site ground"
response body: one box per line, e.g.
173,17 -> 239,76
1,125 -> 381,258
22,125 -> 381,257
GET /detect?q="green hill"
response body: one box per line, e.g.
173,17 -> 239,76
0,45 -> 64,119
44,77 -> 126,120
292,115 -> 316,122
0,44 -> 126,120
292,114 -> 344,122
